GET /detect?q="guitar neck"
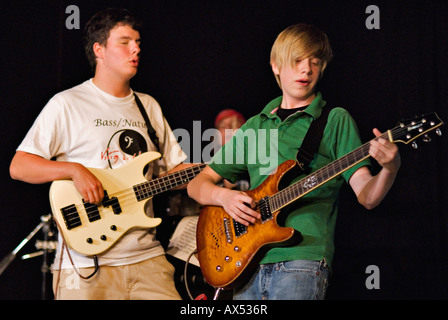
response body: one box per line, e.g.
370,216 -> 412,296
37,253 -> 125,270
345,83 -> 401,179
133,163 -> 206,201
269,132 -> 389,212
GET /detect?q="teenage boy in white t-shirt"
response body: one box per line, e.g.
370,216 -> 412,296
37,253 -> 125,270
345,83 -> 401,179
10,8 -> 194,300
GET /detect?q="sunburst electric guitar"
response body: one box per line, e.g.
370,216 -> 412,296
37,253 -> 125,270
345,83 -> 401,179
50,152 -> 205,256
197,112 -> 443,289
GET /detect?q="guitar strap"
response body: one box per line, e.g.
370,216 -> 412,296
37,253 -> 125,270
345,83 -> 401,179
134,93 -> 161,154
295,106 -> 332,172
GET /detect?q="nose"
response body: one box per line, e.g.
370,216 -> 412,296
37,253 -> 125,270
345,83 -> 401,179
132,41 -> 141,55
298,58 -> 312,75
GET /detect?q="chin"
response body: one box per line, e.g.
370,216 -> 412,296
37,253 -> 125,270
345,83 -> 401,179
126,70 -> 138,80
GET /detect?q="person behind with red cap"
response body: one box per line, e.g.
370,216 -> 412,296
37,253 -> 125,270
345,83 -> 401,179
214,109 -> 249,191
215,109 -> 246,147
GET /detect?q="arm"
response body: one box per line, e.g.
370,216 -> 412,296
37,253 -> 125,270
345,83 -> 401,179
10,151 -> 104,204
187,166 -> 260,226
349,128 -> 401,210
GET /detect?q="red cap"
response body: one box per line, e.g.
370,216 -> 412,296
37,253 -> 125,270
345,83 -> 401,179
214,109 -> 246,128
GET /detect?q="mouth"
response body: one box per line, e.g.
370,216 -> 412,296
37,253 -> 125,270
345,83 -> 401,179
296,79 -> 311,86
129,58 -> 139,67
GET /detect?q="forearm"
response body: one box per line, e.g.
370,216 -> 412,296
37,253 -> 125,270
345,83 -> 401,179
354,128 -> 401,210
187,171 -> 226,206
11,151 -> 105,204
356,167 -> 399,210
10,151 -> 78,184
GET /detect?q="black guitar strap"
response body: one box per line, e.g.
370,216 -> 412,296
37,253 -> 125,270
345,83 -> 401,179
295,106 -> 332,172
134,93 -> 161,154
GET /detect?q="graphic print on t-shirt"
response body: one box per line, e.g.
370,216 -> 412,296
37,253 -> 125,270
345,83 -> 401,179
105,129 -> 148,169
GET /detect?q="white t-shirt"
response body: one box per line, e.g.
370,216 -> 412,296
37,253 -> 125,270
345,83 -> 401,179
17,79 -> 187,269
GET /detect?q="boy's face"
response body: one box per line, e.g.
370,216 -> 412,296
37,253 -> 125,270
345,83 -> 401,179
272,57 -> 323,107
95,24 -> 141,81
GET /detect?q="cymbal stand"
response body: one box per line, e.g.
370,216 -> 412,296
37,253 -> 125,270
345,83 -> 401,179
213,287 -> 223,300
0,214 -> 54,299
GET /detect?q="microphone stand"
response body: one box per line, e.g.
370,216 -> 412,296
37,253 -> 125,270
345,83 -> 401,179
0,214 -> 55,299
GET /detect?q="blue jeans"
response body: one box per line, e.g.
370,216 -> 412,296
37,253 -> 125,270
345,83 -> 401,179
233,260 -> 329,300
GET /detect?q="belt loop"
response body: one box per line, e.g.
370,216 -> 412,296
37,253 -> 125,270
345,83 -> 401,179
320,258 -> 328,269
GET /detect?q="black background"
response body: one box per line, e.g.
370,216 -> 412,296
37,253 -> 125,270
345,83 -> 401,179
1,0 -> 447,300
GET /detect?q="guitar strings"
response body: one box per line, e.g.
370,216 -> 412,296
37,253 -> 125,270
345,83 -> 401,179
206,131 -> 395,235
206,202 -> 262,238
64,164 -> 206,223
204,122 -> 429,239
201,125 -> 419,240
269,125 -> 410,211
69,124 -> 415,231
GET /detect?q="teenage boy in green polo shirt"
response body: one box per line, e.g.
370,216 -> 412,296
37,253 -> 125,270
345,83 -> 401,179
188,23 -> 401,300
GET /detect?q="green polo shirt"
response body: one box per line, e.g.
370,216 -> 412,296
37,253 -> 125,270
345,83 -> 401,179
209,92 -> 371,268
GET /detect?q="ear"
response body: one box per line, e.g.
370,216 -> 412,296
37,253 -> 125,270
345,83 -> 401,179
93,42 -> 104,60
271,62 -> 280,75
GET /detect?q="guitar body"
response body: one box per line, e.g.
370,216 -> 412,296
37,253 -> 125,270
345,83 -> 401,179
50,152 -> 162,256
196,160 -> 302,289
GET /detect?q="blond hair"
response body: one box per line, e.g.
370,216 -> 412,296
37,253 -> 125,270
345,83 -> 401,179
270,23 -> 333,87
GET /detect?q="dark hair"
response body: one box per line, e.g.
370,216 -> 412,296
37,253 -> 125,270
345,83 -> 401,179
84,8 -> 142,70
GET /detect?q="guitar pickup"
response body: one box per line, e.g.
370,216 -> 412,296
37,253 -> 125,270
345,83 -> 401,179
82,191 -> 122,224
102,190 -> 122,215
233,220 -> 247,238
83,201 -> 101,222
259,196 -> 273,223
61,204 -> 82,230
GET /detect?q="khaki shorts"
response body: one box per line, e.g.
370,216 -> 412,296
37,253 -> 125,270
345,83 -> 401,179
52,255 -> 181,300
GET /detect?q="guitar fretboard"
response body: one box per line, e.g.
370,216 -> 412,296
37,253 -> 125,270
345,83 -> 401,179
133,163 -> 206,201
269,132 -> 389,212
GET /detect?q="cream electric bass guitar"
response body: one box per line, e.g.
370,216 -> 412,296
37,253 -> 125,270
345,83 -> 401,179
197,112 -> 443,290
50,152 -> 205,256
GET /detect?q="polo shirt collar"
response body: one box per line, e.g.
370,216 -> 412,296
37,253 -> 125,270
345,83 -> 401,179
261,92 -> 326,120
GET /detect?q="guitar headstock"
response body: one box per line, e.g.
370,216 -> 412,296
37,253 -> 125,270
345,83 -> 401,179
389,112 -> 444,147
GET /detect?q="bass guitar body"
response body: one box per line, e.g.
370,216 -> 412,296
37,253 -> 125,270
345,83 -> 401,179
51,152 -> 206,256
50,152 -> 162,256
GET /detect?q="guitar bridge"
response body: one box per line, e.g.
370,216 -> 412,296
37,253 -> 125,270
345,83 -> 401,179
223,218 -> 233,243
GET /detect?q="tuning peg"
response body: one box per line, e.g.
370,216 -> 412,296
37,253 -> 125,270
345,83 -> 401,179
436,129 -> 442,136
423,135 -> 432,143
412,141 -> 418,149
